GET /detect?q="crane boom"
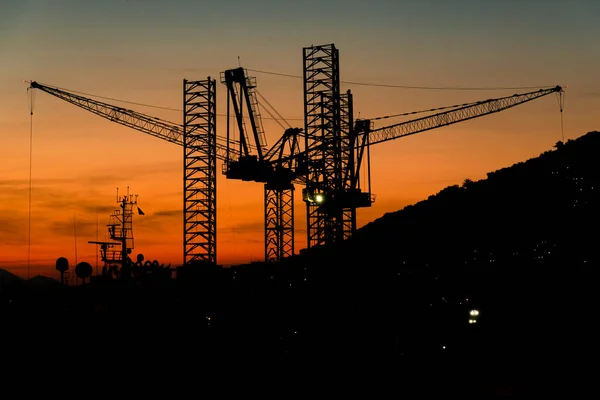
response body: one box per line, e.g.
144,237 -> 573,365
364,86 -> 564,146
273,85 -> 564,175
29,81 -> 240,162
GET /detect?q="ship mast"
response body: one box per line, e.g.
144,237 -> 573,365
89,187 -> 139,280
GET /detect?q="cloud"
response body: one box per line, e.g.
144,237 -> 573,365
152,210 -> 181,218
219,220 -> 263,234
132,208 -> 182,236
0,172 -> 177,216
81,205 -> 117,214
49,218 -> 98,239
0,159 -> 179,192
81,161 -> 181,185
0,214 -> 29,244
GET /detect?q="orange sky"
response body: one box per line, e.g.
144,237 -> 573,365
1,1 -> 599,280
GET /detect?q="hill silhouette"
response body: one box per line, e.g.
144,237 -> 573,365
274,130 -> 600,391
26,275 -> 61,286
0,268 -> 24,291
295,130 -> 599,271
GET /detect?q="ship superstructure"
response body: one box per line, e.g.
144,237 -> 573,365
89,187 -> 142,279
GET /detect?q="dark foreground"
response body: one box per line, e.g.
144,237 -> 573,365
1,265 -> 598,396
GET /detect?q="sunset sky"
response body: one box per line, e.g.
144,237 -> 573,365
1,0 -> 599,280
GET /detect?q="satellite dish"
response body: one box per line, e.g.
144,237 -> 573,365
55,257 -> 69,273
75,261 -> 93,283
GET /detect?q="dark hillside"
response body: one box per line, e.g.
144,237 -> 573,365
337,130 -> 599,271
280,131 -> 600,389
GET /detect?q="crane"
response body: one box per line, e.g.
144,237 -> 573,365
28,77 -> 305,266
302,83 -> 564,249
301,43 -> 564,251
29,79 -> 224,266
29,43 -> 565,267
222,44 -> 564,257
220,67 -> 306,263
28,78 -> 302,266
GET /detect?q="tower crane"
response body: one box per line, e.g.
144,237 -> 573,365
28,78 -> 303,266
29,79 -> 224,266
220,67 -> 306,263
301,43 -> 564,250
222,44 -> 564,258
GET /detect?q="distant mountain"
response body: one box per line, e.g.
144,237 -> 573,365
0,268 -> 24,285
26,275 -> 61,286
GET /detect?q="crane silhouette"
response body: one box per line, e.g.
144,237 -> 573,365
28,43 -> 564,266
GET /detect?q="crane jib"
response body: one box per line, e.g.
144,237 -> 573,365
366,85 -> 563,146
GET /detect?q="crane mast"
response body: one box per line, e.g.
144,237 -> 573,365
302,44 -> 372,250
183,79 -> 218,266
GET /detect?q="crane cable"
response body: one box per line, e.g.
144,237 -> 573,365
367,87 -> 565,122
367,101 -> 482,121
245,68 -> 557,91
36,81 -> 304,121
256,89 -> 293,130
26,85 -> 36,280
34,79 -> 560,129
255,97 -> 285,134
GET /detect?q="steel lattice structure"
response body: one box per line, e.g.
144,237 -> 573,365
183,79 -> 217,265
302,43 -> 345,248
264,187 -> 294,261
339,91 -> 357,239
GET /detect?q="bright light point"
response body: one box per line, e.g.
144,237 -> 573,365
315,193 -> 324,203
469,309 -> 479,316
469,319 -> 477,324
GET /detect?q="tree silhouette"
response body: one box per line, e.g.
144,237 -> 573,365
75,261 -> 93,285
462,178 -> 475,190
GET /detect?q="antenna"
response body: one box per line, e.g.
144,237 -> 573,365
73,212 -> 78,268
95,207 -> 99,276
